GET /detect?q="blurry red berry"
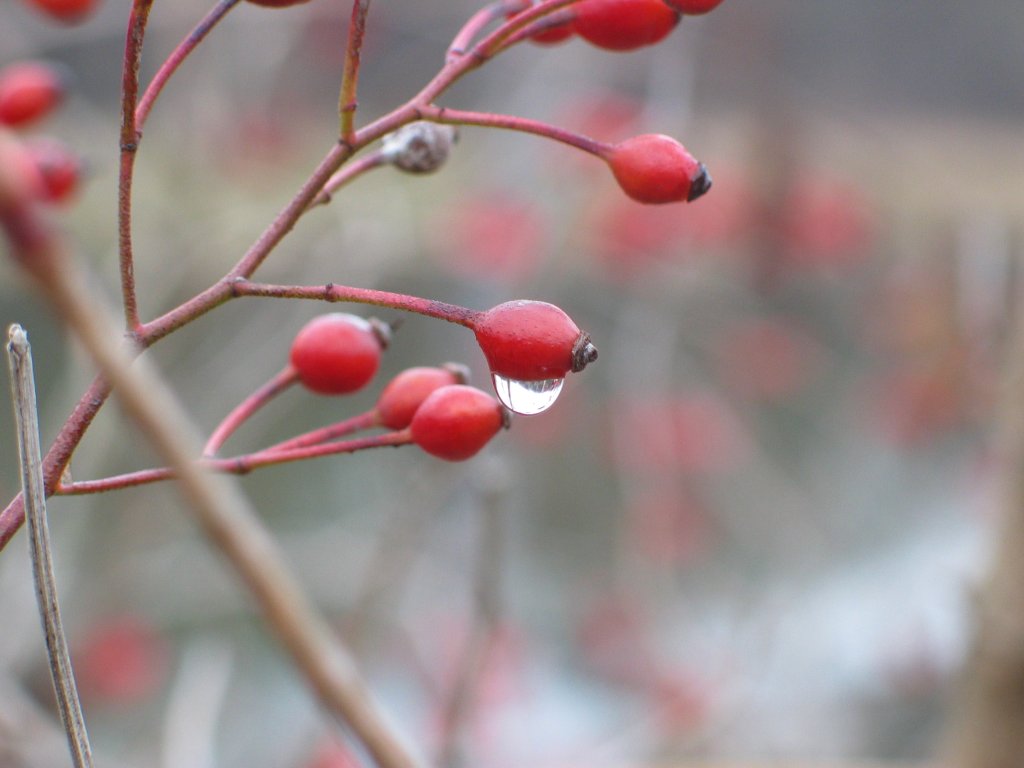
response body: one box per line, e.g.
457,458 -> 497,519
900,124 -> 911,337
506,7 -> 574,45
0,131 -> 46,208
715,318 -> 820,403
73,616 -> 168,705
607,134 -> 711,204
663,0 -> 725,14
289,313 -> 386,395
434,192 -> 546,282
305,738 -> 360,768
573,0 -> 680,52
21,0 -> 99,24
26,137 -> 81,203
410,385 -> 508,461
473,300 -> 597,381
0,61 -> 67,127
376,364 -> 469,430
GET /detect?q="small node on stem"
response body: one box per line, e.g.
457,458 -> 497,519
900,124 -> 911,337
381,121 -> 458,174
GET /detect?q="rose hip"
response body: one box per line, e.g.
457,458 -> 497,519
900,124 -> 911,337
572,0 -> 680,51
289,313 -> 387,395
376,364 -> 469,430
0,61 -> 67,127
473,300 -> 597,381
410,385 -> 508,461
607,134 -> 711,204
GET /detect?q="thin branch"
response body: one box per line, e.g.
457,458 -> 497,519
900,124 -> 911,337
264,409 -> 380,453
6,325 -> 93,768
418,104 -> 608,157
339,0 -> 373,143
58,430 -> 412,496
203,365 -> 298,457
118,0 -> 156,333
310,150 -> 388,208
446,0 -> 527,62
136,0 -> 242,132
231,280 -> 480,327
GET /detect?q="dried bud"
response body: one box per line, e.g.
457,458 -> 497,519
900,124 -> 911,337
381,121 -> 457,174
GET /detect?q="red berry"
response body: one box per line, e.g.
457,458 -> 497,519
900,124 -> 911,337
410,385 -> 508,461
0,61 -> 67,127
607,134 -> 711,204
506,8 -> 574,45
376,364 -> 469,430
663,0 -> 725,14
21,0 -> 99,24
289,313 -> 386,395
26,137 -> 81,203
572,0 -> 679,52
473,300 -> 597,381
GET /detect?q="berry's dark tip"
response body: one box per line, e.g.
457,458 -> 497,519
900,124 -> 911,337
442,361 -> 472,385
571,333 -> 599,373
687,162 -> 712,202
368,317 -> 395,349
500,407 -> 513,430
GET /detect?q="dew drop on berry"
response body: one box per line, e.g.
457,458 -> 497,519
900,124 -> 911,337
491,374 -> 564,415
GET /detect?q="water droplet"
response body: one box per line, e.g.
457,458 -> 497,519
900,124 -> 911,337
491,374 -> 564,415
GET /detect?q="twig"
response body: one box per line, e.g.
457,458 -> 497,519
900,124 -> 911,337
58,430 -> 411,496
339,0 -> 372,143
135,0 -> 242,132
118,0 -> 155,333
203,365 -> 299,457
6,325 -> 94,768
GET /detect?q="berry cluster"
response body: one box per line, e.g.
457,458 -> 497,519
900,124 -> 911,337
0,60 -> 81,203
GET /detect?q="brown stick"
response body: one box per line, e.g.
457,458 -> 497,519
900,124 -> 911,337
7,325 -> 94,768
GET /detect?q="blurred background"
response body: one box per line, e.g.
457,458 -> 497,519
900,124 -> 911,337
2,1 -> 1024,766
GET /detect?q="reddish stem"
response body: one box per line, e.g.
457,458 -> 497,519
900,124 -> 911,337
418,104 -> 608,157
339,0 -> 373,144
446,0 -> 528,62
266,409 -> 380,453
468,0 -> 582,60
496,7 -> 576,51
311,150 -> 388,208
57,430 -> 413,496
230,280 -> 481,328
135,0 -> 242,132
118,0 -> 155,334
203,365 -> 299,457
